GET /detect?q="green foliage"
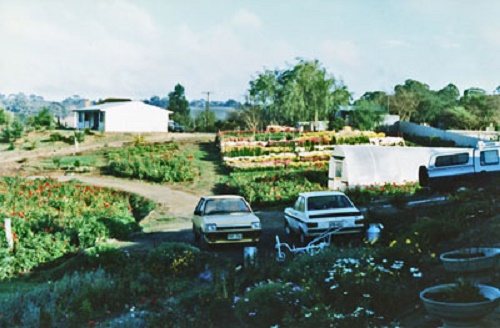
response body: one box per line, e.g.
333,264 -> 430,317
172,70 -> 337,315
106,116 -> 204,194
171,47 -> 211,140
83,128 -> 94,136
145,242 -> 202,278
49,132 -> 64,142
28,108 -> 54,129
195,109 -> 216,132
0,108 -> 9,125
0,269 -> 127,327
248,58 -> 350,126
234,282 -> 315,327
168,84 -> 191,126
128,194 -> 156,221
221,168 -> 328,207
0,177 -> 145,278
105,143 -> 197,183
423,280 -> 487,303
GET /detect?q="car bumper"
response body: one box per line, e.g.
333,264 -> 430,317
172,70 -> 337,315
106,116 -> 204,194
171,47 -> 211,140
305,226 -> 364,237
203,230 -> 262,244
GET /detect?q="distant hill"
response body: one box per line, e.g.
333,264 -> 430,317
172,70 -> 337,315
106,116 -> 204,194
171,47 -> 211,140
189,106 -> 238,120
0,92 -> 242,121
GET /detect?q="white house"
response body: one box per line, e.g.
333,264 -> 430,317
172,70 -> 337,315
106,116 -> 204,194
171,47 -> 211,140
73,101 -> 173,133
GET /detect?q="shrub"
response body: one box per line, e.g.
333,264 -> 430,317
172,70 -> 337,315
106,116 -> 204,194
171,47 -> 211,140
49,132 -> 64,142
234,281 -> 314,327
145,242 -> 203,278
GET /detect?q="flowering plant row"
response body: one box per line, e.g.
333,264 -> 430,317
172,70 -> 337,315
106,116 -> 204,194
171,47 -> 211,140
221,169 -> 328,206
0,177 -> 153,279
344,181 -> 423,206
219,134 -> 372,155
104,143 -> 196,183
229,160 -> 329,172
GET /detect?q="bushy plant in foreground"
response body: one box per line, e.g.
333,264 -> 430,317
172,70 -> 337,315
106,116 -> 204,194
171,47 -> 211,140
0,177 -> 152,279
145,242 -> 203,278
0,269 -> 123,327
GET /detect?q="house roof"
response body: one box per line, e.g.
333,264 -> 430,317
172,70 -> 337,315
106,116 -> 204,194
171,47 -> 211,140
73,101 -> 173,114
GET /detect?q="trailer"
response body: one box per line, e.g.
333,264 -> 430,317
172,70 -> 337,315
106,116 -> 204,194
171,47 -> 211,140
328,145 -> 467,190
419,141 -> 500,190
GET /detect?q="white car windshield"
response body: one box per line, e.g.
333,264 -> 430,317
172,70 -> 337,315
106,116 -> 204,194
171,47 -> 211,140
307,195 -> 353,211
204,199 -> 251,215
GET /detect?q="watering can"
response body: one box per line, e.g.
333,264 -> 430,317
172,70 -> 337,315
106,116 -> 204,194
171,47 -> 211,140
366,223 -> 383,242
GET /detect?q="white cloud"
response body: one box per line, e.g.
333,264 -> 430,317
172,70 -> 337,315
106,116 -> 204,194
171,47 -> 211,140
382,40 -> 412,49
231,9 -> 262,29
320,40 -> 361,68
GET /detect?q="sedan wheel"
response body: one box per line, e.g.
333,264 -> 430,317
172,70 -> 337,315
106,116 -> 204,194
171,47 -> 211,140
284,221 -> 292,236
198,232 -> 211,250
299,230 -> 308,246
193,224 -> 201,241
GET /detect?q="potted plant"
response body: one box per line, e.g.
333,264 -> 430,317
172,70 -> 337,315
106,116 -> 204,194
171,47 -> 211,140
440,247 -> 500,273
420,280 -> 500,327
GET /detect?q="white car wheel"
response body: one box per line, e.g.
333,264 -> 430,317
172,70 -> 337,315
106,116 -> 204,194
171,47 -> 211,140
299,230 -> 307,246
284,221 -> 292,236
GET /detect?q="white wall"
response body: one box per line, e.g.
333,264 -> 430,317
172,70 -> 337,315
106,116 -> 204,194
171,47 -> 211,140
397,121 -> 482,147
104,103 -> 169,132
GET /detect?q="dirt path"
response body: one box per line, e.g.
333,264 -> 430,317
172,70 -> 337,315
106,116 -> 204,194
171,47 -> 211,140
1,132 -> 217,240
56,175 -> 201,230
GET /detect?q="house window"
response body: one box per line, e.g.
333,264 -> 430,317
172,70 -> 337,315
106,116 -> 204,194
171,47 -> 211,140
100,112 -> 105,123
480,150 -> 499,166
435,153 -> 469,167
79,112 -> 84,123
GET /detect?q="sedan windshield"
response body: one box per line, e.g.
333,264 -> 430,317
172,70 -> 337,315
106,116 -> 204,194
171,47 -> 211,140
204,199 -> 251,215
307,195 -> 353,211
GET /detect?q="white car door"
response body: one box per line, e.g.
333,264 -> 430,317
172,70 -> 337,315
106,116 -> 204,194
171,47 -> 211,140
288,196 -> 305,232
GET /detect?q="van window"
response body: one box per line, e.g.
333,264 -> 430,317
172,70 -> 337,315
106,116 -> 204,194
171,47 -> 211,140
435,153 -> 469,167
480,150 -> 499,166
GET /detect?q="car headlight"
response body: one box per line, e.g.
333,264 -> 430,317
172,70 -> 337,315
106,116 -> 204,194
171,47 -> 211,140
251,222 -> 261,229
205,223 -> 217,232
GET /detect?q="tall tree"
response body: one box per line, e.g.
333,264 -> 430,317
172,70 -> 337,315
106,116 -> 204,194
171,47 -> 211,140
389,88 -> 419,122
167,84 -> 190,126
248,59 -> 349,128
241,105 -> 263,133
351,98 -> 386,130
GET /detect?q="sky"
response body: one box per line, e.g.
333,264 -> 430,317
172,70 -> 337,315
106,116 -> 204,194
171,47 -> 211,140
1,0 -> 500,102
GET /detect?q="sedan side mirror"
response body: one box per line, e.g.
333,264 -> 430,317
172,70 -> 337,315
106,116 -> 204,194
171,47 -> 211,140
194,210 -> 201,216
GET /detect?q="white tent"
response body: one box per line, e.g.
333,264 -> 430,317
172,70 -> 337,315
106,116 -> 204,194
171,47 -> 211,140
74,101 -> 173,133
328,145 -> 470,189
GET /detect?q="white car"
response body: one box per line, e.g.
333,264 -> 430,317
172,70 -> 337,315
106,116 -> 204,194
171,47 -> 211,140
284,191 -> 364,244
192,195 -> 262,248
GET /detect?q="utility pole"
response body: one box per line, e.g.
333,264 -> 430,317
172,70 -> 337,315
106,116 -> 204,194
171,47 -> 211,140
202,91 -> 213,131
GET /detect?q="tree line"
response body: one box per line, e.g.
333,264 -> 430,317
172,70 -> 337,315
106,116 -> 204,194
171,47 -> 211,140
1,58 -> 499,133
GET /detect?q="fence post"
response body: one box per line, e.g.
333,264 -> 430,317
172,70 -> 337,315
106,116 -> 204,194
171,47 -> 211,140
5,218 -> 13,249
